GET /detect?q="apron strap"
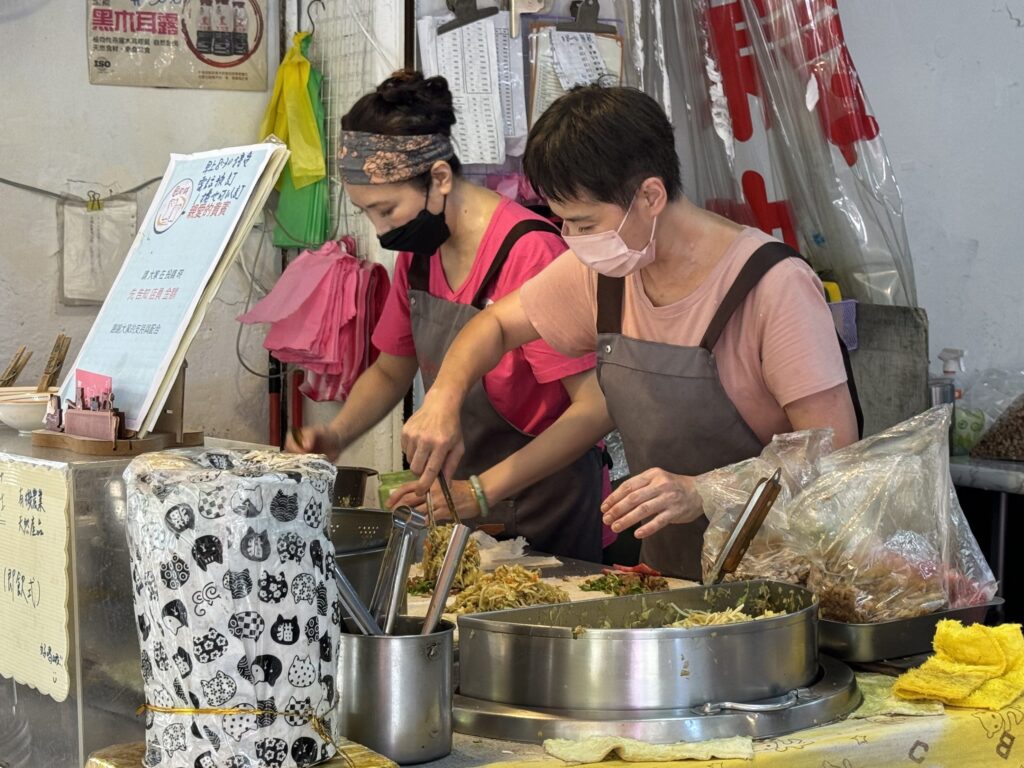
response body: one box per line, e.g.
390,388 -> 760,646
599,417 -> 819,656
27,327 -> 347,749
470,219 -> 560,310
407,220 -> 560,308
596,274 -> 625,334
700,240 -> 865,438
700,241 -> 792,351
407,251 -> 430,293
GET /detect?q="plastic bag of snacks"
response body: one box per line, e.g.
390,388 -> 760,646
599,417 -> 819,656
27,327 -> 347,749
700,408 -> 997,622
125,449 -> 340,768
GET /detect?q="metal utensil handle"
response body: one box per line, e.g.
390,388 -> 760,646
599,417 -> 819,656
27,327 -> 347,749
332,561 -> 382,635
695,689 -> 798,715
383,533 -> 415,635
368,516 -> 408,623
421,523 -> 471,635
705,478 -> 768,585
721,468 -> 782,575
437,471 -> 461,525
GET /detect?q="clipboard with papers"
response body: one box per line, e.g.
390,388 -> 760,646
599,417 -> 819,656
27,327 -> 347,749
527,20 -> 624,127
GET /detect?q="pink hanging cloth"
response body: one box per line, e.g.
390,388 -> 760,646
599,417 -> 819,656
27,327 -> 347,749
238,238 -> 390,401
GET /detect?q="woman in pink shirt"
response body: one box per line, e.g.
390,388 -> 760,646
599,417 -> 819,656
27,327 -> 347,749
400,86 -> 862,579
290,71 -> 607,561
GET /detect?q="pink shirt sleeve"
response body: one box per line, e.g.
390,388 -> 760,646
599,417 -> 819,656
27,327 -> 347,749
370,252 -> 417,357
519,250 -> 600,360
754,259 -> 848,407
493,236 -> 597,384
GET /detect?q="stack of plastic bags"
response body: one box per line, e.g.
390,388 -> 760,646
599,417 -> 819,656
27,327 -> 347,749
238,239 -> 390,401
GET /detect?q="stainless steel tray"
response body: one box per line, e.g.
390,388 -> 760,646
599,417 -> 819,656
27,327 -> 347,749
328,506 -> 392,553
819,598 -> 1004,662
458,580 -> 818,712
455,655 -> 859,744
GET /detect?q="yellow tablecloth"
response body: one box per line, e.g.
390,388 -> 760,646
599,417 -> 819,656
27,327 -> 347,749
86,675 -> 1024,767
485,675 -> 1023,768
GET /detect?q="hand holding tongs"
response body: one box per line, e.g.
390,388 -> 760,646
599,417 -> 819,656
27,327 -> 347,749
704,468 -> 782,586
422,472 -> 471,635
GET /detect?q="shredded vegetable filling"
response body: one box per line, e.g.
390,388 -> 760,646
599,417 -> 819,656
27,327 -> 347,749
449,564 -> 570,614
666,603 -> 780,628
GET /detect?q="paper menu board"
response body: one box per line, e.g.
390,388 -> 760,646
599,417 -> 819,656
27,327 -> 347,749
418,14 -> 508,165
0,460 -> 70,702
529,25 -> 623,126
57,143 -> 289,435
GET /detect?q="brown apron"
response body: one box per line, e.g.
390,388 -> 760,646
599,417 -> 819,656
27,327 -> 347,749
408,221 -> 604,561
596,242 -> 862,579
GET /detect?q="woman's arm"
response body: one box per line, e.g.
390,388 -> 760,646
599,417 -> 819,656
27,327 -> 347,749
400,288 -> 543,492
287,352 -> 419,460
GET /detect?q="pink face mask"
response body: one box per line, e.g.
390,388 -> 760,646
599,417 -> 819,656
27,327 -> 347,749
563,196 -> 657,277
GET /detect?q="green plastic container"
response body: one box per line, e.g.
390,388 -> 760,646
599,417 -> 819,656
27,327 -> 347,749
377,470 -> 418,509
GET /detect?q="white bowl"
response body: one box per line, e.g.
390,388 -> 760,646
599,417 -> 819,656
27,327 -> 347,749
0,401 -> 48,435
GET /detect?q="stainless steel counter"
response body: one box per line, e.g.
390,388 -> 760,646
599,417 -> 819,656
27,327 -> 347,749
950,455 -> 1024,603
950,455 -> 1024,495
0,428 -> 143,768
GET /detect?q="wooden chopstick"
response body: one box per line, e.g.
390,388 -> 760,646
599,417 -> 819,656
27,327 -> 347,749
0,347 -> 32,388
37,334 -> 71,391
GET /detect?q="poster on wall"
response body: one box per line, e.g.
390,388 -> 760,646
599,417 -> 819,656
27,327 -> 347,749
86,0 -> 268,91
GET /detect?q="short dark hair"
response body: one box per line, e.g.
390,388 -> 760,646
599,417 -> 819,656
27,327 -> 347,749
523,86 -> 682,208
341,70 -> 462,189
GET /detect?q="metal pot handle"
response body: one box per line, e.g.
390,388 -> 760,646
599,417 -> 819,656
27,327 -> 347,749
694,687 -> 815,715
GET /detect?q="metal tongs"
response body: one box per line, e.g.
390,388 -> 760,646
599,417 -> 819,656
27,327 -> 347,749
422,472 -> 471,635
331,561 -> 382,635
704,468 -> 783,586
369,505 -> 429,635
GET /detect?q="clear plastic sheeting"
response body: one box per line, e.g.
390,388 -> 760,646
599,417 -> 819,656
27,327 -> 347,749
663,0 -> 916,306
700,408 -> 998,623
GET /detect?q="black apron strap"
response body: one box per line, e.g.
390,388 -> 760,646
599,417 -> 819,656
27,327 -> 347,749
470,219 -> 561,309
700,241 -> 793,351
700,240 -> 864,438
407,251 -> 430,293
596,275 -> 625,335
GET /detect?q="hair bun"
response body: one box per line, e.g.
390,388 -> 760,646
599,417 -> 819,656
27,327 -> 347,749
343,70 -> 458,136
377,70 -> 425,105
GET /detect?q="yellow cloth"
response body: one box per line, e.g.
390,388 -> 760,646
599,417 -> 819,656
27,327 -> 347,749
259,31 -> 326,190
893,620 -> 1024,710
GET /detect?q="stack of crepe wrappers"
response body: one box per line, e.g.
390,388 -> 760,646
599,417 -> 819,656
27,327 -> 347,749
893,619 -> 1024,710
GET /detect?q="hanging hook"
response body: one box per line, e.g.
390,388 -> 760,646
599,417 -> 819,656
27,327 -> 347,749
306,0 -> 325,35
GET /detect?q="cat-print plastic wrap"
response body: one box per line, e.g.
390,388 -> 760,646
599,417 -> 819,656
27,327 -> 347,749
124,449 -> 339,768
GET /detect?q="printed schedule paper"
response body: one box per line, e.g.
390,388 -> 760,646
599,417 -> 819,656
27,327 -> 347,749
418,15 -> 506,165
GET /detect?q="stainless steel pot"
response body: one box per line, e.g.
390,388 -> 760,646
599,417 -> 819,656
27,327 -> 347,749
336,617 -> 454,764
458,580 -> 817,711
333,466 -> 379,507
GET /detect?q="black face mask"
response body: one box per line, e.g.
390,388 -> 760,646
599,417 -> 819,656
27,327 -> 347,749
378,191 -> 450,255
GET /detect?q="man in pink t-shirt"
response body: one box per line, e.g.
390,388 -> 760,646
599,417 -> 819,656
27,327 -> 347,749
401,86 -> 861,579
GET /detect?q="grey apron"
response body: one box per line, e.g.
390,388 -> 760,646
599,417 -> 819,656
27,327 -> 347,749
596,242 -> 863,579
408,220 -> 604,561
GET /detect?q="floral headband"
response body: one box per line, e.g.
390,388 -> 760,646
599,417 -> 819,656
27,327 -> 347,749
338,131 -> 454,184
